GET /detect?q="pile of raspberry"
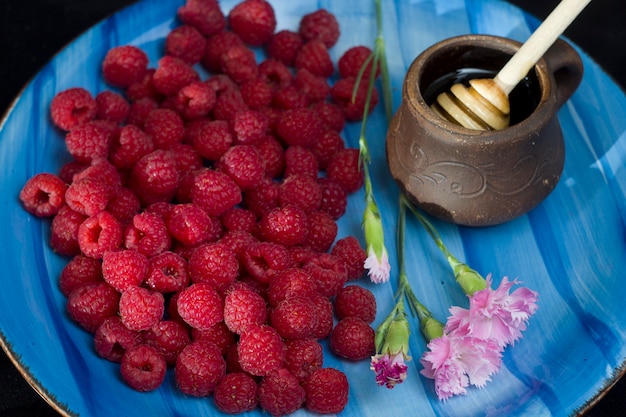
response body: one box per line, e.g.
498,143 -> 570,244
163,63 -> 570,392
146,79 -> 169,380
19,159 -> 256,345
19,0 -> 382,415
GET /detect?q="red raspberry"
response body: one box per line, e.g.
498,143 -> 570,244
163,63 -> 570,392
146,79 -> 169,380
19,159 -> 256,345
305,211 -> 338,252
142,319 -> 191,365
326,148 -> 364,193
338,45 -> 378,78
165,25 -> 206,65
238,324 -> 285,376
50,206 -> 87,256
223,286 -> 267,335
312,130 -> 345,170
126,97 -> 159,128
212,88 -> 249,121
101,45 -> 149,88
331,236 -> 367,280
177,0 -> 226,37
191,168 -> 242,216
310,101 -> 346,132
165,203 -> 216,247
72,157 -> 122,190
188,243 -> 239,291
145,251 -> 189,293
176,283 -> 224,330
57,160 -> 88,184
284,338 -> 323,383
120,344 -> 167,392
65,121 -> 113,164
101,249 -> 148,292
94,316 -> 141,362
317,177 -> 347,220
129,149 -> 180,205
218,145 -> 265,190
59,254 -> 103,297
254,135 -> 285,178
95,90 -> 129,124
302,253 -> 348,298
220,207 -> 257,233
329,316 -> 375,360
258,59 -> 293,91
276,107 -> 324,148
168,143 -> 203,173
288,245 -> 317,266
304,368 -> 349,414
309,292 -> 333,339
66,282 -> 120,333
330,75 -> 379,121
220,44 -> 259,85
299,9 -> 340,48
50,87 -> 97,131
334,285 -> 377,323
294,40 -> 334,78
126,69 -> 161,103
259,205 -> 309,247
268,267 -> 317,307
65,176 -> 112,217
272,85 -> 309,110
243,178 -> 279,218
241,241 -> 295,284
270,296 -> 318,340
187,119 -> 233,161
228,0 -> 277,46
283,146 -> 319,178
225,342 -> 244,374
19,173 -> 68,217
172,81 -> 217,120
142,109 -> 185,150
119,286 -> 165,331
124,211 -> 171,257
258,368 -> 305,416
152,56 -> 200,96
213,372 -> 258,414
240,80 -> 273,109
267,30 -> 303,66
175,340 -> 226,397
78,211 -> 123,259
191,321 -> 236,356
219,230 -> 258,262
202,31 -> 244,72
232,110 -> 269,146
279,174 -> 322,213
106,187 -> 141,225
294,69 -> 330,103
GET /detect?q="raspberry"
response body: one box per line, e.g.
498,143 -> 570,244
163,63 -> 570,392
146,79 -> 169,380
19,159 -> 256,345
288,245 -> 317,266
330,75 -> 379,121
220,207 -> 257,233
144,251 -> 189,293
283,146 -> 319,178
331,236 -> 367,280
66,282 -> 120,333
165,25 -> 206,65
124,211 -> 171,257
65,121 -> 113,163
187,119 -> 233,161
187,243 -> 239,291
78,211 -> 123,259
241,241 -> 295,284
95,90 -> 129,123
271,85 -> 309,110
326,148 -> 364,193
143,108 -> 185,150
213,372 -> 258,414
240,79 -> 273,109
129,149 -> 180,205
165,203 -> 216,247
317,177 -> 347,220
243,178 -> 279,218
168,143 -> 204,173
191,321 -> 236,356
220,44 -> 259,85
329,316 -> 375,360
57,160 -> 88,184
270,296 -> 318,340
267,30 -> 303,66
202,31 -> 244,72
312,130 -> 345,170
309,292 -> 333,339
268,267 -> 317,307
119,286 -> 165,331
65,176 -> 112,217
258,368 -> 305,416
106,187 -> 141,225
120,344 -> 167,392
299,9 -> 340,48
152,56 -> 200,96
102,249 -> 149,292
303,368 -> 349,414
232,110 -> 269,146
126,70 -> 161,102
218,145 -> 265,190
254,135 -> 285,178
142,319 -> 191,365
176,283 -> 224,330
223,286 -> 267,334
175,340 -> 226,397
259,204 -> 309,247
302,253 -> 349,298
278,174 -> 322,213
19,172 -> 68,217
73,157 -> 122,190
102,45 -> 149,88
177,0 -> 226,37
212,88 -> 249,121
238,324 -> 285,376
59,254 -> 103,297
219,230 -> 258,261
305,211 -> 338,252
50,87 -> 97,131
276,107 -> 324,148
334,285 -> 377,323
258,59 -> 293,91
225,344 -> 245,374
294,40 -> 334,78
294,69 -> 330,103
172,81 -> 217,120
191,168 -> 242,216
310,101 -> 346,133
228,0 -> 277,46
94,316 -> 141,362
338,45 -> 378,78
126,97 -> 159,128
284,338 -> 323,383
50,205 -> 87,256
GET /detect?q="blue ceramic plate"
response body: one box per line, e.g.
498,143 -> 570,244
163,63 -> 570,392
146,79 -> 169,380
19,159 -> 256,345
1,0 -> 625,416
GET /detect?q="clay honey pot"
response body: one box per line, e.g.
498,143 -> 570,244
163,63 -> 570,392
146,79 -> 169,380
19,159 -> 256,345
386,34 -> 584,226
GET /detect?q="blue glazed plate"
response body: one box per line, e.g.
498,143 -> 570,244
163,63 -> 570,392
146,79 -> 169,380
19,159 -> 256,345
1,0 -> 625,416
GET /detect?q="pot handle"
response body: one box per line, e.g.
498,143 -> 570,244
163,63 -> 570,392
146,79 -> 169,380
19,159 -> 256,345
542,38 -> 584,109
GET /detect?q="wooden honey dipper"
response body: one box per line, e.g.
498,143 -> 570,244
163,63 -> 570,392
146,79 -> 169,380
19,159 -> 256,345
431,0 -> 591,130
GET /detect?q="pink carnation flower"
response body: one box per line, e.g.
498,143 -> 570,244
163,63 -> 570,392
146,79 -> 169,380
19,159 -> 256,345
365,248 -> 390,284
445,275 -> 539,348
371,352 -> 409,388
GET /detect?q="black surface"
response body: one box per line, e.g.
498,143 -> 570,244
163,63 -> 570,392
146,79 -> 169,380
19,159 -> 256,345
0,1 -> 624,416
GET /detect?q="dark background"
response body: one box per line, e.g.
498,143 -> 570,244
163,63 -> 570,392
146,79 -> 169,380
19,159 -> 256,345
0,1 -> 624,416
